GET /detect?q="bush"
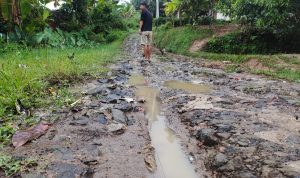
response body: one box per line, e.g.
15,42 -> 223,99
51,3 -> 79,32
204,30 -> 300,54
91,1 -> 125,34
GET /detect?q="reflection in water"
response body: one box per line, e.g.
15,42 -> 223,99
151,115 -> 198,178
165,128 -> 175,143
128,73 -> 147,86
164,80 -> 212,94
129,74 -> 198,178
136,86 -> 160,122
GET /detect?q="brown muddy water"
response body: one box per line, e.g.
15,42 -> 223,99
129,73 -> 199,178
164,80 -> 212,94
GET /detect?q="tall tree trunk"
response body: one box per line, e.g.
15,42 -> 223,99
12,0 -> 21,26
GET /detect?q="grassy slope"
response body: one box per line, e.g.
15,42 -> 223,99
155,26 -> 212,55
154,26 -> 300,82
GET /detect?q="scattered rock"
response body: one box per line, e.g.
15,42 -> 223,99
233,171 -> 257,178
215,124 -> 233,132
111,109 -> 128,124
92,139 -> 102,146
48,162 -> 94,178
219,156 -> 243,171
213,153 -> 228,168
80,157 -> 99,165
286,134 -> 300,145
12,121 -> 50,148
101,94 -> 121,103
86,86 -> 106,95
237,140 -> 249,147
216,132 -> 232,140
122,97 -> 135,103
127,117 -> 136,126
188,152 -> 196,163
261,166 -> 284,178
138,98 -> 146,103
70,117 -> 89,126
280,160 -> 300,177
114,101 -> 133,112
97,78 -> 111,84
52,146 -> 75,161
98,114 -> 108,125
143,145 -> 157,172
196,128 -> 219,147
107,123 -> 126,135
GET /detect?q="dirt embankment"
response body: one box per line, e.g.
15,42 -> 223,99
189,25 -> 238,52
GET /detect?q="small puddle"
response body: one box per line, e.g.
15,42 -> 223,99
129,74 -> 198,178
164,80 -> 212,94
129,73 -> 148,86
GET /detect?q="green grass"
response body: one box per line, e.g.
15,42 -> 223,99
154,26 -> 300,82
0,34 -> 127,145
194,52 -> 300,82
154,25 -> 213,55
0,153 -> 36,176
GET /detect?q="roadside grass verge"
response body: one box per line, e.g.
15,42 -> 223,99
154,25 -> 213,55
193,52 -> 300,82
0,32 -> 128,145
154,26 -> 300,82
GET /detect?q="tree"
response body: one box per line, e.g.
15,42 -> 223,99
165,0 -> 212,25
217,0 -> 300,34
0,0 -> 21,26
0,0 -> 51,34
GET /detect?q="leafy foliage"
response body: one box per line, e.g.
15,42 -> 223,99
0,153 -> 36,176
0,124 -> 15,145
90,0 -> 125,33
1,0 -> 133,46
164,0 -> 215,26
204,30 -> 300,54
33,27 -> 97,47
217,0 -> 300,33
0,154 -> 22,176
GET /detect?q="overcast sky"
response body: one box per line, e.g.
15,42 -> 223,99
119,0 -> 131,4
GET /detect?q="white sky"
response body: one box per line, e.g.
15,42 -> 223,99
45,1 -> 66,10
118,0 -> 131,4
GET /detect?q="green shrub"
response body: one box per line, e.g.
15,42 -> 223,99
91,1 -> 126,34
204,30 -> 300,54
106,32 -> 119,43
0,125 -> 15,145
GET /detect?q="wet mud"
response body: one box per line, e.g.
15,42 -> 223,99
3,34 -> 300,178
125,34 -> 300,178
129,74 -> 198,178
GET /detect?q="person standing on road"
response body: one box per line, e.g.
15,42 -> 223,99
139,2 -> 153,61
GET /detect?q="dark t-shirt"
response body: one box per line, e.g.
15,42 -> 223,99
141,10 -> 153,32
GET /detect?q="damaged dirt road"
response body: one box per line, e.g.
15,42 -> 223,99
3,35 -> 300,178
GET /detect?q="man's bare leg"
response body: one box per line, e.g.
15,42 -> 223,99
145,45 -> 150,60
143,45 -> 147,59
148,45 -> 152,60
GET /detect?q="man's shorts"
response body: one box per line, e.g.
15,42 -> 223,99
141,31 -> 153,45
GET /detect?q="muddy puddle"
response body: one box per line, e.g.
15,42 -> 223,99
129,73 -> 148,86
164,80 -> 212,94
130,74 -> 198,178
